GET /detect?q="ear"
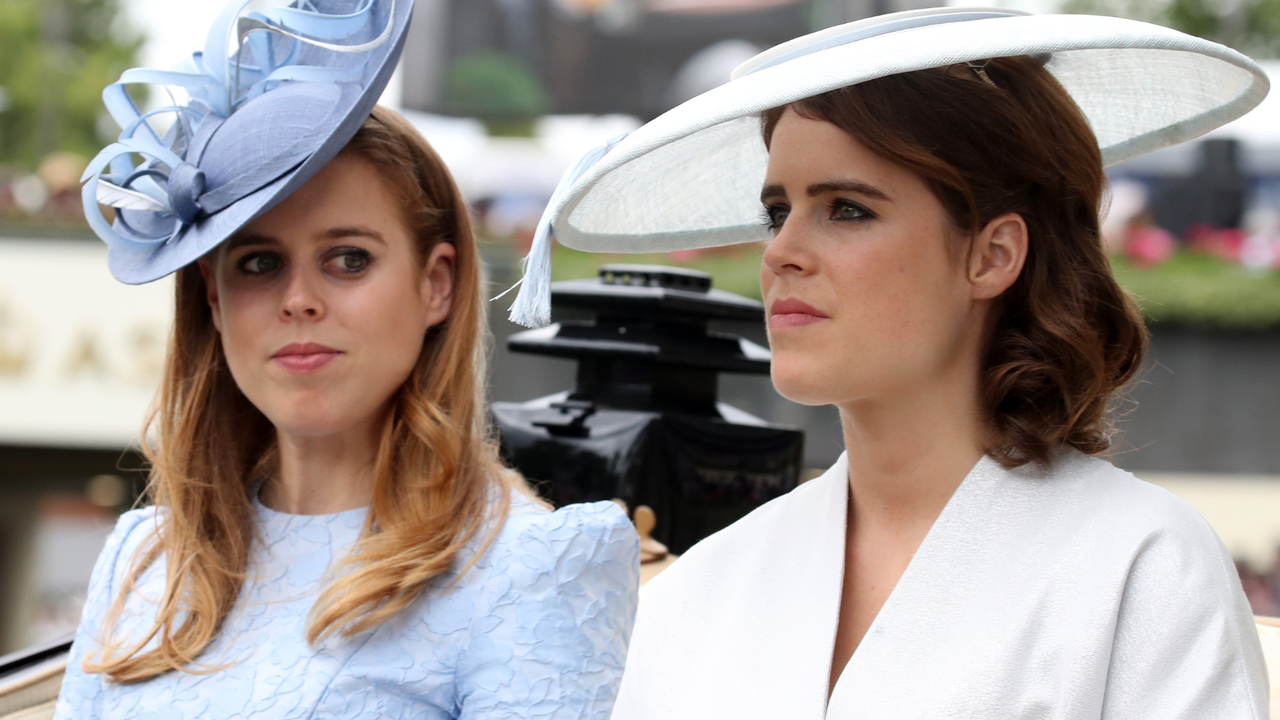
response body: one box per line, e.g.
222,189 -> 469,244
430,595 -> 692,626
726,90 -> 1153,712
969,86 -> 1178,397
968,212 -> 1028,300
197,258 -> 222,333
421,242 -> 457,328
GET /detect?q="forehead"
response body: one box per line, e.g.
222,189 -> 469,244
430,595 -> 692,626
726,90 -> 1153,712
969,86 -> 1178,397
229,153 -> 408,248
762,110 -> 920,195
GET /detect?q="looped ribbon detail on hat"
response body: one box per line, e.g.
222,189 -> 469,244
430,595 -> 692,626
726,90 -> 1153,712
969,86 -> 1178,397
499,132 -> 630,328
81,0 -> 394,251
167,163 -> 207,224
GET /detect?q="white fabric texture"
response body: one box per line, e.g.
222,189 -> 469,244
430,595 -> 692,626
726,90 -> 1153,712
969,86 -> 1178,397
545,12 -> 1267,255
611,449 -> 1268,720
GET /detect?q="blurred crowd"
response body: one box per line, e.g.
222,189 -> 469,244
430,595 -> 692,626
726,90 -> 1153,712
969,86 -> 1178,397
1103,177 -> 1280,272
0,152 -> 88,227
1239,558 -> 1280,617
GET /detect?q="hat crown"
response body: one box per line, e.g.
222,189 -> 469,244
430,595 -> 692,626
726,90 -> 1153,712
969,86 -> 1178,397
194,81 -> 350,213
731,6 -> 1028,80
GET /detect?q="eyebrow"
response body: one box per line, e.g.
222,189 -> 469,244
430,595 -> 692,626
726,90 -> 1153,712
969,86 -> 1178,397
224,233 -> 276,253
324,225 -> 386,245
223,225 -> 386,253
760,179 -> 892,204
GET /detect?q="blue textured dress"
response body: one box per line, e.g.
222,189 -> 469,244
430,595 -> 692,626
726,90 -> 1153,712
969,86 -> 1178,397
54,492 -> 640,720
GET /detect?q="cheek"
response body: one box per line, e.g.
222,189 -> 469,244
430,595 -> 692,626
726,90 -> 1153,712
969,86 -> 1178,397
768,233 -> 970,403
342,278 -> 431,389
840,228 -> 967,338
215,284 -> 277,376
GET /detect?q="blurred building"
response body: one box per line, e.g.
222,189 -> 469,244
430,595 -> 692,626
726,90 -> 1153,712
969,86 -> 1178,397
0,234 -> 160,652
400,0 -> 942,121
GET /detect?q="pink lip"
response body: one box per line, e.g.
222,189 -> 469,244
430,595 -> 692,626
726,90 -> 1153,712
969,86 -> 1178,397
272,342 -> 341,374
769,298 -> 829,329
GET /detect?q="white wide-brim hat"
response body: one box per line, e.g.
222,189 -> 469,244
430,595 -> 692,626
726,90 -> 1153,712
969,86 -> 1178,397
504,6 -> 1268,327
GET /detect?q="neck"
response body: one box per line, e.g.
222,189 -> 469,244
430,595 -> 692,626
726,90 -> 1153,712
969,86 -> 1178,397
260,416 -> 385,515
837,355 -> 988,533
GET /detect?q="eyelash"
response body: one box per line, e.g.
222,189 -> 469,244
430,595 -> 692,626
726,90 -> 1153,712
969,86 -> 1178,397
759,199 -> 875,233
760,205 -> 787,232
233,247 -> 374,277
235,251 -> 282,276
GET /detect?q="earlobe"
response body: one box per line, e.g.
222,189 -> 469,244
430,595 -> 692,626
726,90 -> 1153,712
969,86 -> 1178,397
969,213 -> 1028,300
197,259 -> 223,333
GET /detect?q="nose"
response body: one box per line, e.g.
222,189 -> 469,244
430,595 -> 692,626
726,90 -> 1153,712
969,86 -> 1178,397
280,265 -> 326,322
761,214 -> 815,278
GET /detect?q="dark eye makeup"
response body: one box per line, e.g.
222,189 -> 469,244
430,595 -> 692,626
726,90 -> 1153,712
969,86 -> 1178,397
760,204 -> 790,233
231,246 -> 375,277
758,197 -> 875,234
324,246 -> 373,274
828,198 -> 874,221
236,251 -> 283,276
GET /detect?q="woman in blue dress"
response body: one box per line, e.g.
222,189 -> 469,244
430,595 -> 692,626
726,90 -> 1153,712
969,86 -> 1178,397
54,1 -> 638,718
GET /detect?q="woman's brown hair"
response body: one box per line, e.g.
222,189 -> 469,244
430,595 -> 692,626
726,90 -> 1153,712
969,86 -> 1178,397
763,56 -> 1147,468
85,106 -> 539,682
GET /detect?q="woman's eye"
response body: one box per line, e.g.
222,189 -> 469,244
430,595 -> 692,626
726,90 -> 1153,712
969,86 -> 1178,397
237,252 -> 282,275
761,204 -> 790,232
830,199 -> 872,221
327,248 -> 372,274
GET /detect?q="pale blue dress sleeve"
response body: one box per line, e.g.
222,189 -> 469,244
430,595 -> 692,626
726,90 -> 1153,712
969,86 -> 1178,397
455,500 -> 640,720
54,508 -> 158,720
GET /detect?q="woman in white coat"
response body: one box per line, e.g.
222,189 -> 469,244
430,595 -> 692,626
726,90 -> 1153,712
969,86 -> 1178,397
506,7 -> 1272,719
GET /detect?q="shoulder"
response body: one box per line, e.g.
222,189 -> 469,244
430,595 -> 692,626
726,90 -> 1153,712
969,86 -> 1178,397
87,506 -> 162,598
111,505 -> 161,544
996,449 -> 1244,611
1042,450 -> 1222,548
1050,455 -> 1269,715
406,493 -> 638,625
484,495 -> 640,587
66,506 -> 163,687
453,495 -> 639,661
641,459 -> 844,604
437,497 -> 638,719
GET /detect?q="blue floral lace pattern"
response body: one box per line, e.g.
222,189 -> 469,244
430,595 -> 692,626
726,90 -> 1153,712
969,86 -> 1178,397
53,494 -> 640,720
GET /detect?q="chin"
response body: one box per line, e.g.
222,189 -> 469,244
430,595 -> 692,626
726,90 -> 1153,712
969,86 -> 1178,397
265,412 -> 349,439
770,362 -> 843,407
257,393 -> 359,438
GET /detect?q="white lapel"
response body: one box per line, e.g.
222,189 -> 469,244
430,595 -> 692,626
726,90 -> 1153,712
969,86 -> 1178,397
640,452 -> 851,720
824,453 -> 1002,718
762,453 -> 851,720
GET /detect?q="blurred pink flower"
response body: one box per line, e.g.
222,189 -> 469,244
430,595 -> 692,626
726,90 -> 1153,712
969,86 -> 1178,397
1185,224 -> 1244,262
1125,225 -> 1177,266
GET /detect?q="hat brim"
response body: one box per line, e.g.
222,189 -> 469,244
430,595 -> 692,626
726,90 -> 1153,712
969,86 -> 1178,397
106,0 -> 414,285
549,12 -> 1269,255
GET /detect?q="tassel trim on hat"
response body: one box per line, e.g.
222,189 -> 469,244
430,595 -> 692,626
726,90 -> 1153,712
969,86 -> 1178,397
501,132 -> 628,328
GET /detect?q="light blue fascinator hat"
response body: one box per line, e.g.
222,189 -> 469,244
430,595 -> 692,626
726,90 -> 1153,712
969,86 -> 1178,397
82,0 -> 413,284
504,6 -> 1269,327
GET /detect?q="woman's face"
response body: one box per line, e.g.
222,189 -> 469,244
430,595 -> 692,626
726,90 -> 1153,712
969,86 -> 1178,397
199,152 -> 455,439
760,109 -> 990,408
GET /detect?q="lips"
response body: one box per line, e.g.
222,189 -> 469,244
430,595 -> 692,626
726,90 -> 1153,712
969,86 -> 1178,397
272,342 -> 342,374
769,298 -> 829,329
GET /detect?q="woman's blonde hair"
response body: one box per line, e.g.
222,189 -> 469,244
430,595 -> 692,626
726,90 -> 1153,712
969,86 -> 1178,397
85,107 -> 537,682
